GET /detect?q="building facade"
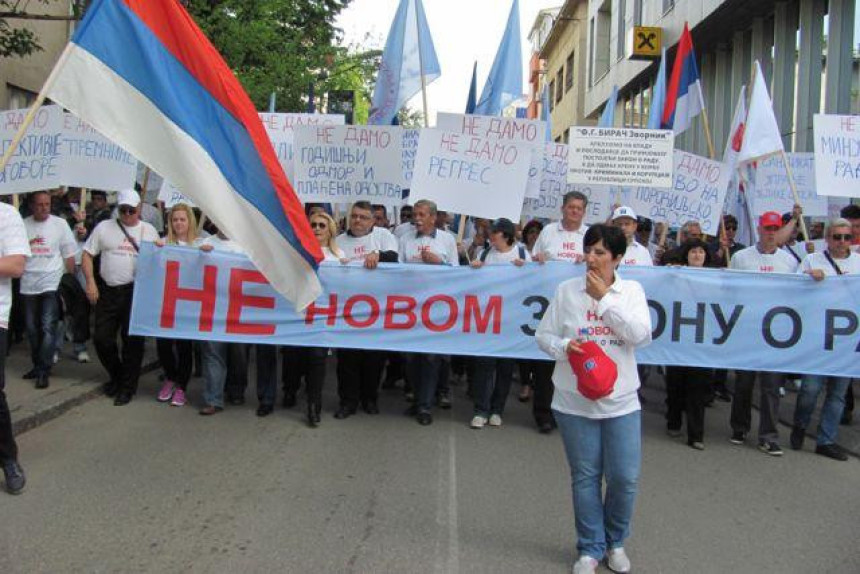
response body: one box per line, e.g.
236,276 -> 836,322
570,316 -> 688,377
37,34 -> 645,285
526,7 -> 560,121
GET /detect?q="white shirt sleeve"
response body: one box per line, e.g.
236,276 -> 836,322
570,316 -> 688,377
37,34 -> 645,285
59,220 -> 79,260
535,285 -> 571,361
83,221 -> 104,256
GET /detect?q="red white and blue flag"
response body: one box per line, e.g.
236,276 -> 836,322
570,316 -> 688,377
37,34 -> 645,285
43,0 -> 323,309
661,23 -> 706,135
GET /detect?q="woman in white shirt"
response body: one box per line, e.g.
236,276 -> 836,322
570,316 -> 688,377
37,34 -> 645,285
154,204 -> 200,408
536,224 -> 652,574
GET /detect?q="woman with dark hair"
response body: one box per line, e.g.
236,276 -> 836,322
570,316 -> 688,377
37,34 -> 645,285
536,224 -> 651,574
664,239 -> 715,450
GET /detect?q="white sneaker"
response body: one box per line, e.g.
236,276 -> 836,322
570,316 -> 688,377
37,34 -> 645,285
76,350 -> 91,363
470,416 -> 488,429
606,547 -> 631,573
572,555 -> 599,574
488,414 -> 502,427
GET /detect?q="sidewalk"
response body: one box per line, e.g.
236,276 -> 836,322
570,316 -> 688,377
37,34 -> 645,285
7,339 -> 158,436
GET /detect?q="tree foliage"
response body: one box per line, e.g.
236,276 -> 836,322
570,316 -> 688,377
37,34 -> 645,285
320,43 -> 380,124
0,0 -> 90,58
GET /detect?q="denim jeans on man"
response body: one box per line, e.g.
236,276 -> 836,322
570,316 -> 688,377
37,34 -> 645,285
22,291 -> 60,376
202,341 -> 248,408
794,376 -> 850,446
554,409 -> 641,560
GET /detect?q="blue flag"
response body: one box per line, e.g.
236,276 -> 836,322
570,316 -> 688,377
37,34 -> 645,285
369,0 -> 440,125
540,84 -> 552,141
598,85 -> 618,127
647,49 -> 667,129
474,0 -> 523,116
465,61 -> 477,114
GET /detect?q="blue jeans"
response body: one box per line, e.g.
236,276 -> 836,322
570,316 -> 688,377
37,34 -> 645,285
22,292 -> 60,375
554,409 -> 642,560
794,376 -> 850,446
202,341 -> 229,408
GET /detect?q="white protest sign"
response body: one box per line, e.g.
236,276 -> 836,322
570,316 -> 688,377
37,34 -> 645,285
614,151 -> 731,235
521,143 -> 612,223
293,125 -> 405,206
813,114 -> 860,198
410,128 -> 531,220
828,197 -> 850,220
402,128 -> 420,185
0,105 -> 63,194
259,113 -> 345,184
60,114 -> 137,191
136,162 -> 163,203
568,127 -> 674,188
436,112 -> 545,199
753,153 -> 826,216
157,180 -> 196,209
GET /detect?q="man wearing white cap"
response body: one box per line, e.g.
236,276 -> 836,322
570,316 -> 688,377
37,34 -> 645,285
82,189 -> 159,406
611,206 -> 652,267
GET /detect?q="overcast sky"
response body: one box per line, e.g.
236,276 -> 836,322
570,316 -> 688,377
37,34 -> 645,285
337,1 -> 860,124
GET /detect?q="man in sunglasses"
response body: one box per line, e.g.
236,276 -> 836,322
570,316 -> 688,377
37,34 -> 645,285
710,214 -> 746,267
789,218 -> 860,461
82,189 -> 159,406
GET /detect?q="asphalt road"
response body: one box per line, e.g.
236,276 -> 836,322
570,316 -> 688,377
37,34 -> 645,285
3,365 -> 860,573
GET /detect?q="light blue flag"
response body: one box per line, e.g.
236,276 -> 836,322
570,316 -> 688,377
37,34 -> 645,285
647,48 -> 667,129
474,0 -> 523,116
598,85 -> 618,127
369,0 -> 440,125
540,84 -> 552,141
465,62 -> 477,114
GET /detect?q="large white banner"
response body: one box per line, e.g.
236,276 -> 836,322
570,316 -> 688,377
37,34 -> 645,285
293,125 -> 405,206
258,113 -> 344,184
813,114 -> 860,199
436,112 -> 545,199
568,127 -> 674,188
0,105 -> 63,194
60,113 -> 137,191
753,153 -> 827,217
410,128 -> 531,220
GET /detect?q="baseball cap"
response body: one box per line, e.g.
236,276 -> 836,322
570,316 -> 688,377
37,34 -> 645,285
759,211 -> 782,228
117,189 -> 141,208
568,341 -> 618,401
612,206 -> 637,221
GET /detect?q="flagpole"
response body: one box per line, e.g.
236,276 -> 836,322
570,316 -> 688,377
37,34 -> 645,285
414,0 -> 430,129
778,149 -> 811,244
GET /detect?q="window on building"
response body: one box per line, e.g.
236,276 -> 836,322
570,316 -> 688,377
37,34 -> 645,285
7,84 -> 36,110
591,0 -> 611,82
565,51 -> 575,93
549,80 -> 555,111
556,69 -> 564,103
616,0 -> 627,61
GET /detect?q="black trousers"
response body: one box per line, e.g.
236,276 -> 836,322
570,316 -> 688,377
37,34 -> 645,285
223,344 -> 249,401
156,337 -> 193,389
58,273 -> 90,344
532,360 -> 556,426
282,346 -> 327,405
846,383 -> 855,415
336,349 -> 385,408
0,329 -> 18,464
665,366 -> 713,443
94,284 -> 144,395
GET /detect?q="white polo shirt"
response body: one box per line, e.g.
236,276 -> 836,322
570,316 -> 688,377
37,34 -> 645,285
335,226 -> 399,262
0,203 -> 31,328
730,245 -> 799,274
532,222 -> 589,263
84,219 -> 159,286
799,251 -> 860,276
21,215 -> 79,295
399,229 -> 460,266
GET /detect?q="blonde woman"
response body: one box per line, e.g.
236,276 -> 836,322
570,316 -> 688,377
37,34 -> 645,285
309,211 -> 345,262
154,203 -> 200,407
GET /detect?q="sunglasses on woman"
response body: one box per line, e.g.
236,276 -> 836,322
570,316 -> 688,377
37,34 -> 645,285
310,222 -> 328,230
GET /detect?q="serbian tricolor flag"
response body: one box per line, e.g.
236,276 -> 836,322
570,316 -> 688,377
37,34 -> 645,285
661,23 -> 705,136
42,0 -> 323,309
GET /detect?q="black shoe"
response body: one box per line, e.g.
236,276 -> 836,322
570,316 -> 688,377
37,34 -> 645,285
35,374 -> 49,389
815,443 -> 849,461
113,393 -> 133,406
758,441 -> 784,456
790,426 -> 806,451
538,421 -> 554,434
102,382 -> 118,397
437,391 -> 452,409
416,412 -> 433,426
841,410 -> 853,426
282,393 -> 297,408
22,369 -> 38,380
729,431 -> 746,445
362,401 -> 380,415
334,406 -> 356,420
2,460 -> 26,495
227,396 -> 245,406
256,404 -> 274,417
307,403 -> 321,428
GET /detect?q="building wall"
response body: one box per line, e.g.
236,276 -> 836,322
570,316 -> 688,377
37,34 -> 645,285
0,3 -> 75,109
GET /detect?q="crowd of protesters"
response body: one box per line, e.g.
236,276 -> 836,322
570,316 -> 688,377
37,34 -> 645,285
1,187 -> 859,501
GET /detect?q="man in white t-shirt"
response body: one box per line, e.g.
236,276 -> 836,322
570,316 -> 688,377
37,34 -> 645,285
729,211 -> 799,456
0,202 -> 31,495
399,199 -> 459,426
20,191 -> 78,389
611,206 -> 653,267
83,189 -> 159,406
334,201 -> 399,419
533,190 -> 590,263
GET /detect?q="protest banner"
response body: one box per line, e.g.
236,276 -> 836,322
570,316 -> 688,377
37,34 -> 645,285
293,125 -> 405,206
813,114 -> 860,198
521,143 -> 612,223
60,113 -> 137,190
132,244 -> 860,378
753,153 -> 827,216
258,112 -> 345,184
409,128 -> 531,220
568,127 -> 674,188
0,105 -> 63,194
614,150 -> 731,234
437,112 -> 545,199
157,179 -> 195,208
402,128 -> 420,185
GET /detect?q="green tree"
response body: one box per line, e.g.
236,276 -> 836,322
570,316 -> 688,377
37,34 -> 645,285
320,44 -> 380,124
184,0 -> 353,112
0,1 -> 89,58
